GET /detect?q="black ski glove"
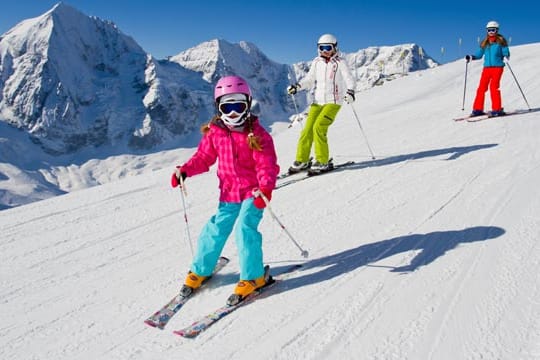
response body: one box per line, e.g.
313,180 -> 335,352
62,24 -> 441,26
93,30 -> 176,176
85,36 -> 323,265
344,89 -> 355,104
287,83 -> 300,95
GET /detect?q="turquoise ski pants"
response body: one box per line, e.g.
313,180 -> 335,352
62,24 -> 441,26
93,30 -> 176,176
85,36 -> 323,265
296,103 -> 341,164
191,198 -> 264,280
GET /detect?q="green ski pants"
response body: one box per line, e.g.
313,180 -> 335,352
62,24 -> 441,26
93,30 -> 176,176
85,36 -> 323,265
295,103 -> 341,164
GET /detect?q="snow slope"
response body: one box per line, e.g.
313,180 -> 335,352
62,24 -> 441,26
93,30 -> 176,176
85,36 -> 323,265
1,43 -> 540,360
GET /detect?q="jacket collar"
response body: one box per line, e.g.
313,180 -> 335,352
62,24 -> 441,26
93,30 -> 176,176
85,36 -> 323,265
211,116 -> 259,133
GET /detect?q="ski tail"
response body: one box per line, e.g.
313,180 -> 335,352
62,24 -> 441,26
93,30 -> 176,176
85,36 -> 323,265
307,160 -> 355,176
455,109 -> 534,122
453,114 -> 487,122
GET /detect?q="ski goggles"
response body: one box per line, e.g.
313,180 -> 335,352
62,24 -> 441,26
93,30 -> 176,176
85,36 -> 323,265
487,28 -> 498,33
318,44 -> 334,52
219,101 -> 248,114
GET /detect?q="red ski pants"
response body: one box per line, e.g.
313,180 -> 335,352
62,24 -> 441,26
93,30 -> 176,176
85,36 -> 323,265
473,66 -> 504,111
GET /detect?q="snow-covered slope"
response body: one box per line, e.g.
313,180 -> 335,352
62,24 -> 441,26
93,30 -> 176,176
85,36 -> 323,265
1,43 -> 539,359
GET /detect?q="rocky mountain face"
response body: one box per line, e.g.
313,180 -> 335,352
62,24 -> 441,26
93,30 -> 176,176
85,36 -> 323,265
344,44 -> 438,90
0,3 -> 438,210
0,3 -> 211,155
170,39 -> 293,128
0,4 -> 437,156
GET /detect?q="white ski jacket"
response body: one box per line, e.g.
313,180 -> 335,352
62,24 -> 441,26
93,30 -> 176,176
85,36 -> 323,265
298,54 -> 356,105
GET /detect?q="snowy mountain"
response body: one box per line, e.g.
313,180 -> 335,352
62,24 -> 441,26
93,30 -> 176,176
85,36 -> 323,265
291,43 -> 438,107
170,40 -> 438,125
1,42 -> 539,359
344,43 -> 438,90
170,39 -> 294,127
0,3 -> 212,156
0,3 -> 439,211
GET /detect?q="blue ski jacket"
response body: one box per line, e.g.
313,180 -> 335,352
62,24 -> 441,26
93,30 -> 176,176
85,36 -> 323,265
473,39 -> 510,67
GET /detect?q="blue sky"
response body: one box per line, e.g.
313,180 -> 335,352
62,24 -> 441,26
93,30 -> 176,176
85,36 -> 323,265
0,1 -> 537,64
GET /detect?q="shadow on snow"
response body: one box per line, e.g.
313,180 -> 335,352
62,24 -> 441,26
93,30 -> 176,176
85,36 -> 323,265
340,143 -> 499,171
276,144 -> 498,189
276,225 -> 505,292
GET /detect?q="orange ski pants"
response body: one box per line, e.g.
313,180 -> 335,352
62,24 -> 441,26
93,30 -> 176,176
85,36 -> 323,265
473,66 -> 504,112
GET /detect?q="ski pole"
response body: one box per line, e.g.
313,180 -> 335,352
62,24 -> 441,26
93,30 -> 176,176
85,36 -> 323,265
505,59 -> 531,111
287,70 -> 303,129
178,176 -> 194,257
349,104 -> 376,160
288,93 -> 304,129
253,189 -> 309,258
461,61 -> 468,110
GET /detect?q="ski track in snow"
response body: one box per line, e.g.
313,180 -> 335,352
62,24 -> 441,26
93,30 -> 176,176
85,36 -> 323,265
194,153 -> 497,359
252,105 -> 540,359
310,173 -> 485,359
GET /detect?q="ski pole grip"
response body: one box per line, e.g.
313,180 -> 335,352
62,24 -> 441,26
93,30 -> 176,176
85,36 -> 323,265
179,175 -> 187,197
253,188 -> 271,206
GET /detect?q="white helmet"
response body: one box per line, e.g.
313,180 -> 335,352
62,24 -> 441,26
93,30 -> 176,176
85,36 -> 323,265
486,20 -> 499,29
317,33 -> 337,45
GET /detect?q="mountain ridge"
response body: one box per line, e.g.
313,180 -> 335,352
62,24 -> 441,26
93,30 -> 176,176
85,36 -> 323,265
0,3 -> 437,210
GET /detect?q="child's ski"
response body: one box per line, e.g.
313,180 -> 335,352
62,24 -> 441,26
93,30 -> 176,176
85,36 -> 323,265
144,256 -> 229,329
173,264 -> 302,338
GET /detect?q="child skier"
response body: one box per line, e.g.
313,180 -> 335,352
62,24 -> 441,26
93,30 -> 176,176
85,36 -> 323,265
465,20 -> 510,117
171,75 -> 280,305
286,33 -> 356,174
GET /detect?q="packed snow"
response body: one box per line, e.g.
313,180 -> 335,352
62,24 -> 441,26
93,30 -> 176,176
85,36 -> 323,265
1,43 -> 539,359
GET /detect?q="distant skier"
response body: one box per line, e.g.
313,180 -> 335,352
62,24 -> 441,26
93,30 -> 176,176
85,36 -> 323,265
286,33 -> 356,174
465,20 -> 510,117
171,75 -> 280,305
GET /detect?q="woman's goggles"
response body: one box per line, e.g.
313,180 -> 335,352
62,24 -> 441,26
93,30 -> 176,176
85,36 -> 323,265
487,28 -> 498,33
318,44 -> 334,52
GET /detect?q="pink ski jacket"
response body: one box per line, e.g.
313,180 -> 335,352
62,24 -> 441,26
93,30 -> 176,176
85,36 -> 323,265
180,117 -> 280,203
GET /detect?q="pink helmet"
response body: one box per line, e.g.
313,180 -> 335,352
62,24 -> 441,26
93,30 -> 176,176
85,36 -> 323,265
214,75 -> 251,101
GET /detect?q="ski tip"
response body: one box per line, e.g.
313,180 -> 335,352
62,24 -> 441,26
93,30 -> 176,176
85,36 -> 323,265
144,319 -> 164,329
219,256 -> 230,262
173,329 -> 196,338
143,320 -> 156,327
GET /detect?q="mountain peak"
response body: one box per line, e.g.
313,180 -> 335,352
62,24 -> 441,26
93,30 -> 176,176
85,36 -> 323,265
169,38 -> 277,84
0,3 -> 151,154
47,2 -> 81,16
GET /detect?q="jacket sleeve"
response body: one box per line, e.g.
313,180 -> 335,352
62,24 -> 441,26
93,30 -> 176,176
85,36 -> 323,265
473,47 -> 485,60
502,46 -> 510,58
298,57 -> 318,90
339,58 -> 356,90
252,125 -> 280,191
180,130 -> 218,177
